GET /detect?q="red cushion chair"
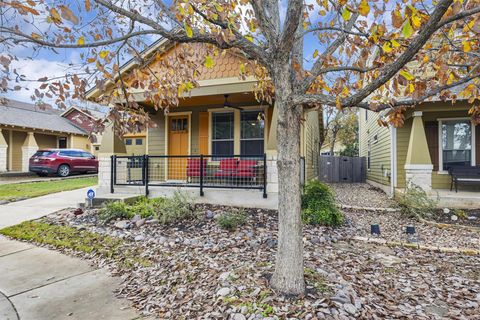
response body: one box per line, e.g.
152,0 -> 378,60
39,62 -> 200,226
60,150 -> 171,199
214,158 -> 238,177
234,160 -> 257,178
187,158 -> 207,178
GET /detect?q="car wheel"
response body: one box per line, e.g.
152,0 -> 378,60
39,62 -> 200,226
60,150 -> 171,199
57,164 -> 70,177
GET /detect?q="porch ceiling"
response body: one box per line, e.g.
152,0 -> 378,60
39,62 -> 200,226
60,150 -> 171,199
142,92 -> 264,109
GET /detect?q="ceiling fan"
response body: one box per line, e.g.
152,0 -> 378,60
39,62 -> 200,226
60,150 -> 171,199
223,94 -> 243,110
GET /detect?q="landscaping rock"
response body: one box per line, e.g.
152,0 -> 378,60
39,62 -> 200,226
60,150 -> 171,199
231,313 -> 246,320
206,210 -> 214,219
134,235 -> 145,241
216,287 -> 231,297
443,208 -> 451,214
114,220 -> 130,229
343,303 -> 357,315
451,215 -> 458,221
135,218 -> 146,228
131,215 -> 141,223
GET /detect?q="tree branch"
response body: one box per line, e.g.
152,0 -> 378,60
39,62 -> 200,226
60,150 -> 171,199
278,0 -> 304,55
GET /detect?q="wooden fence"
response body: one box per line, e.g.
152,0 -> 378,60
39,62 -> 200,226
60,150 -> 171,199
318,156 -> 366,183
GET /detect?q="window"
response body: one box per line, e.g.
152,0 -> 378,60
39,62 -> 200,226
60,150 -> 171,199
33,150 -> 55,157
81,152 -> 94,158
135,138 -> 143,145
212,112 -> 234,156
440,119 -> 473,171
240,110 -> 264,156
373,134 -> 378,144
125,139 -> 132,145
365,109 -> 368,121
58,137 -> 67,149
95,146 -> 100,151
367,139 -> 371,170
59,150 -> 82,157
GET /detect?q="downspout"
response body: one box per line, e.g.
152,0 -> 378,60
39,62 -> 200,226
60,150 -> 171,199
390,125 -> 397,198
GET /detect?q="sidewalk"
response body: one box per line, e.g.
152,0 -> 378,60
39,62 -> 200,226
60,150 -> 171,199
0,189 -> 145,320
0,187 -> 89,229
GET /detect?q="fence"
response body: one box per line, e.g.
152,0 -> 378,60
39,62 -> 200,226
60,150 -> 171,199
111,154 -> 267,198
318,155 -> 366,183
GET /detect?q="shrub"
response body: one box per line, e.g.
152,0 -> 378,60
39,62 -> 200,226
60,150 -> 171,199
217,209 -> 247,231
155,190 -> 199,224
98,200 -> 133,223
397,184 -> 438,219
130,196 -> 164,218
301,180 -> 343,227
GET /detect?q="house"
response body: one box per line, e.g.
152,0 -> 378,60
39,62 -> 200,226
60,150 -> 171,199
0,99 -> 91,172
86,40 -> 320,209
123,133 -> 147,156
359,97 -> 480,208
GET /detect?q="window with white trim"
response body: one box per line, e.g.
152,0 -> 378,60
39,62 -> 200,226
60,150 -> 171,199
212,112 -> 234,156
440,119 -> 473,171
240,110 -> 264,156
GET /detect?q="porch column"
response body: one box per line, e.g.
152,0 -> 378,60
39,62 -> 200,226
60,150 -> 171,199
97,122 -> 127,193
0,129 -> 7,172
404,111 -> 433,192
22,132 -> 38,172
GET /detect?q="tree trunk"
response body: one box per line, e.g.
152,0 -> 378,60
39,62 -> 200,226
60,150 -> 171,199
270,63 -> 305,295
318,106 -> 325,151
329,129 -> 337,156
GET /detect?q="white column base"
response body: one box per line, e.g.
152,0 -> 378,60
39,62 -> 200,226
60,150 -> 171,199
22,146 -> 38,172
404,164 -> 433,192
266,154 -> 278,193
0,145 -> 7,172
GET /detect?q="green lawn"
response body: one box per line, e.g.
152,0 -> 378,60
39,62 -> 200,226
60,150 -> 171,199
0,176 -> 98,201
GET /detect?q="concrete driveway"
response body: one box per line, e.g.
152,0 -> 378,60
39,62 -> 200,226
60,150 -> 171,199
0,189 -> 146,320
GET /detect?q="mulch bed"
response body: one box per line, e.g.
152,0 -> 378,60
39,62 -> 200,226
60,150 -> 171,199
429,209 -> 480,227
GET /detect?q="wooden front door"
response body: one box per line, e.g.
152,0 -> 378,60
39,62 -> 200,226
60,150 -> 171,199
168,116 -> 189,180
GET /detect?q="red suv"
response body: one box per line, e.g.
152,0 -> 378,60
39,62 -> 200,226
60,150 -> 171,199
29,149 -> 98,177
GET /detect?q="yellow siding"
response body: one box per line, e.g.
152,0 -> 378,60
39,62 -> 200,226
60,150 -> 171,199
35,133 -> 57,149
70,135 -> 91,151
304,110 -> 320,180
358,109 -> 391,186
396,119 -> 412,188
148,112 -> 166,155
124,137 -> 146,155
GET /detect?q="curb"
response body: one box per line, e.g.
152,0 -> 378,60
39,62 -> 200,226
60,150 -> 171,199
339,204 -> 401,213
419,218 -> 480,233
349,236 -> 480,256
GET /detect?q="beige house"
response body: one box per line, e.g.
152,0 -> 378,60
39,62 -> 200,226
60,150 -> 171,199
124,132 -> 147,156
87,40 -> 320,208
0,99 -> 91,173
359,99 -> 480,208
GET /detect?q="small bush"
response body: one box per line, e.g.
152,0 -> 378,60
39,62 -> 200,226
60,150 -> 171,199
217,210 -> 247,231
301,180 -> 343,227
130,196 -> 164,218
98,201 -> 134,223
398,184 -> 438,219
155,191 -> 199,224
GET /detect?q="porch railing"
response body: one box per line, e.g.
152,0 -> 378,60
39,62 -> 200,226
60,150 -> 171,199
110,154 -> 267,198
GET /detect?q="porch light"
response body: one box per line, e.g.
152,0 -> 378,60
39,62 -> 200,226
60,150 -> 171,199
370,224 -> 381,235
405,225 -> 416,235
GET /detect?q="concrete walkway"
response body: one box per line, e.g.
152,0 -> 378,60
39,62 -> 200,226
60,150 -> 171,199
0,187 -> 89,229
0,189 -> 146,320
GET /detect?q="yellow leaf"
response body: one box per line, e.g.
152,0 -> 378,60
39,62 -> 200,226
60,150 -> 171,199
313,49 -> 319,58
77,36 -> 85,45
408,83 -> 415,93
184,23 -> 193,37
391,9 -> 404,28
411,13 -> 422,29
338,0 -> 347,5
382,42 -> 393,53
85,0 -> 91,12
214,3 -> 224,12
462,41 -> 471,52
402,20 -> 413,38
239,63 -> 246,74
245,35 -> 254,43
204,55 -> 214,69
423,55 -> 429,63
31,32 -> 41,40
399,70 -> 414,81
342,8 -> 351,21
99,50 -> 109,59
358,0 -> 370,17
391,39 -> 400,48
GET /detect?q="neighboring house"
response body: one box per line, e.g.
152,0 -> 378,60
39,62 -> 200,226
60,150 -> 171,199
320,142 -> 345,156
86,40 -> 320,208
359,97 -> 480,208
0,99 -> 91,172
124,133 -> 147,156
61,106 -> 106,155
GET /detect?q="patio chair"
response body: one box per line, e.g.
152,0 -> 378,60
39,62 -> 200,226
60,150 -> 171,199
214,158 -> 238,183
234,160 -> 258,184
186,158 -> 207,182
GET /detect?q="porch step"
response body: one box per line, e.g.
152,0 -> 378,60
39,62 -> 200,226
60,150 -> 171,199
81,194 -> 142,208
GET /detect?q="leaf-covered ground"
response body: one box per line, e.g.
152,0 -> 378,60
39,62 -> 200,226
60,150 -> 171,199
3,205 -> 479,319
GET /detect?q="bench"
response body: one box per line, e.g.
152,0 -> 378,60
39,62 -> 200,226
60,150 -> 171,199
448,166 -> 480,192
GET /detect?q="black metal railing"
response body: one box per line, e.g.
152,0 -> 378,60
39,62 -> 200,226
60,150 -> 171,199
111,154 -> 267,198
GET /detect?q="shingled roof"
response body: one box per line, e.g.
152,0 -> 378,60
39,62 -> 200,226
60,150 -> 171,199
0,99 -> 87,135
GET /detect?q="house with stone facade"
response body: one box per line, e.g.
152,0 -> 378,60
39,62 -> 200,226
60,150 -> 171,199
359,98 -> 480,208
87,40 -> 320,209
0,99 -> 92,173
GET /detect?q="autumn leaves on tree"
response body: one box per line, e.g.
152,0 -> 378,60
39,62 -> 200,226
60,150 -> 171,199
1,0 -> 479,294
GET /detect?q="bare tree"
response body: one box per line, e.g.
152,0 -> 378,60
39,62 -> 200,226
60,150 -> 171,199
1,0 -> 480,295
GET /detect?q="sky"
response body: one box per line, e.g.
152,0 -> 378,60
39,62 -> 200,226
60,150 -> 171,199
2,0 -> 391,106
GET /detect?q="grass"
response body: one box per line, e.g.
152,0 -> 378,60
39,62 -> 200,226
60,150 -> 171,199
0,176 -> 97,201
0,221 -> 152,268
